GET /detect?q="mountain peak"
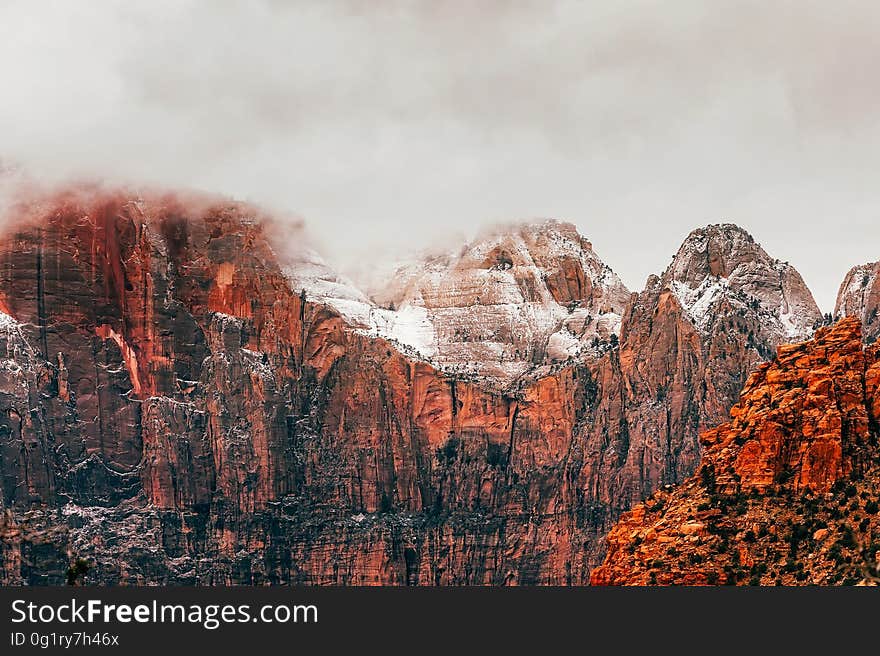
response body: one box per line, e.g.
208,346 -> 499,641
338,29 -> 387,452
479,217 -> 580,237
363,218 -> 631,386
687,222 -> 755,237
663,222 -> 821,342
460,218 -> 596,273
672,223 -> 763,280
835,261 -> 880,344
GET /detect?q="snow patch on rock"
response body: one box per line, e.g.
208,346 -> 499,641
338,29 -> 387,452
665,224 -> 821,344
361,220 -> 631,386
283,248 -> 438,359
284,221 -> 630,388
671,277 -> 730,331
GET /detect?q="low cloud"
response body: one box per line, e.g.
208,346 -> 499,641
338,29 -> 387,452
2,1 -> 879,309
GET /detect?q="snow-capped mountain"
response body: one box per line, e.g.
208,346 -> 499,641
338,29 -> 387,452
285,221 -> 822,388
663,224 -> 821,349
366,220 -> 631,386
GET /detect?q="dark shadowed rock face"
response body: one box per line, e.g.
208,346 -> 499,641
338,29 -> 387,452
0,189 -> 825,584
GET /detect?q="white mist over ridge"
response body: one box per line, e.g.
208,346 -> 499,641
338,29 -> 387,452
3,2 -> 880,311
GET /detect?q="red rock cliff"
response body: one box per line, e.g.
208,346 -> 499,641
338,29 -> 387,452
0,187 -> 829,585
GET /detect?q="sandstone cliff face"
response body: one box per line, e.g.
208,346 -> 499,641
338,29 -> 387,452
0,187 -> 828,585
0,189 -> 605,584
591,318 -> 880,586
836,261 -> 880,344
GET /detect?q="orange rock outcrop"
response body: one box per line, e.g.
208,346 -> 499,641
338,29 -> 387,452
592,318 -> 880,585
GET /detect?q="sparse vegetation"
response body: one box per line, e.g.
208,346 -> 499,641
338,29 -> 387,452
65,558 -> 90,586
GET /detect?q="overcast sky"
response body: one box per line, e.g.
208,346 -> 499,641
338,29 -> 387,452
2,1 -> 879,311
